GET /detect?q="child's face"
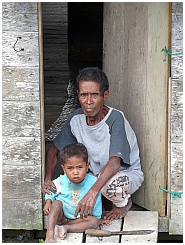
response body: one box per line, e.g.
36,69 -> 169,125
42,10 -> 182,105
61,156 -> 89,184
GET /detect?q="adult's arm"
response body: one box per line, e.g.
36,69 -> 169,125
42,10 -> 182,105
41,143 -> 59,195
74,156 -> 120,218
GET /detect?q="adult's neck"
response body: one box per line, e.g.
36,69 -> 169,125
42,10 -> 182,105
86,105 -> 109,126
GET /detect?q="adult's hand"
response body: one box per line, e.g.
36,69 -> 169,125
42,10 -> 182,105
41,179 -> 57,195
41,144 -> 59,195
74,189 -> 98,219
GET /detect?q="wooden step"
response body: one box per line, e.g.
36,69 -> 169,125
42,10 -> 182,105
121,211 -> 158,243
52,211 -> 158,243
85,219 -> 122,243
54,225 -> 84,243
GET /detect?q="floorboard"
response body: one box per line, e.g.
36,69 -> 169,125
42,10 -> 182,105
54,225 -> 84,243
121,211 -> 158,243
85,219 -> 123,243
52,211 -> 158,243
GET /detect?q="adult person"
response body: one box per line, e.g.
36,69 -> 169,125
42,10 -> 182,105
44,143 -> 110,242
42,67 -> 144,221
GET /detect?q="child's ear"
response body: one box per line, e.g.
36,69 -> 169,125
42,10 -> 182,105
86,162 -> 90,172
61,164 -> 65,173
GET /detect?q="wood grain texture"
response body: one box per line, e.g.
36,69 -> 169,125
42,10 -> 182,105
121,211 -> 158,243
2,32 -> 39,67
2,101 -> 41,137
2,165 -> 41,198
86,219 -> 122,243
41,2 -> 69,130
2,137 -> 41,165
168,2 -> 183,235
2,2 -> 43,229
2,2 -> 38,32
2,67 -> 39,101
2,198 -> 43,230
103,2 -> 169,215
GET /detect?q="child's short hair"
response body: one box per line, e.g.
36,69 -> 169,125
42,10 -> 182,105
60,142 -> 88,165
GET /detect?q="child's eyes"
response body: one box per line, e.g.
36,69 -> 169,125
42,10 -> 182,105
66,166 -> 83,170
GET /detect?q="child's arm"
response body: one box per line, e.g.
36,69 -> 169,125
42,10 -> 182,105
43,199 -> 52,215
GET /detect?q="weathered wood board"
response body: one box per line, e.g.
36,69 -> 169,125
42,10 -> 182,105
41,2 -> 69,131
2,32 -> 39,67
2,67 -> 40,101
2,136 -> 41,165
86,219 -> 122,243
2,2 -> 43,229
2,101 -> 41,137
121,211 -> 158,243
103,2 -> 169,216
52,219 -> 122,243
2,2 -> 38,32
51,211 -> 158,243
2,165 -> 41,198
2,199 -> 43,230
168,2 -> 183,235
54,225 -> 84,243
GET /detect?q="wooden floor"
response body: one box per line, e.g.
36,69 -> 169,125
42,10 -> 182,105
53,211 -> 158,243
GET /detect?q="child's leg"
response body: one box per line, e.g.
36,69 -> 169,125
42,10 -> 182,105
45,200 -> 63,243
58,216 -> 100,240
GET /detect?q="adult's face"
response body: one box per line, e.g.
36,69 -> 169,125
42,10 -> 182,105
78,80 -> 109,117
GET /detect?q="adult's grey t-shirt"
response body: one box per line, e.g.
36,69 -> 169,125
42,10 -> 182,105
54,107 -> 144,194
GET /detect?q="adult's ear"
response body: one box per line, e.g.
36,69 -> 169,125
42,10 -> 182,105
103,90 -> 109,101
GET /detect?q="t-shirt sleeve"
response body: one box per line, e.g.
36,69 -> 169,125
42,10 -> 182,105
53,115 -> 77,150
44,177 -> 61,201
44,190 -> 57,202
107,111 -> 131,164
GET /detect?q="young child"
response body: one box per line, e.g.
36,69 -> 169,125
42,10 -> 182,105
43,142 -> 110,242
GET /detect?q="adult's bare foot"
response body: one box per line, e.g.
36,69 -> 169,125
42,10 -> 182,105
58,225 -> 67,240
45,230 -> 55,243
104,197 -> 132,220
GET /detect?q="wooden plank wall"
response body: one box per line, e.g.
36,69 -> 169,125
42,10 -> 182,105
42,3 -> 103,133
103,3 -> 169,215
168,2 -> 183,235
2,2 -> 43,229
42,2 -> 104,183
41,2 -> 70,132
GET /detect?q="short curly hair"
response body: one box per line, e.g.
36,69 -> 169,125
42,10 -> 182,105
60,142 -> 88,165
76,67 -> 109,96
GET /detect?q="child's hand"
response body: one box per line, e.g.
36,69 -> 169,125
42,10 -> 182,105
99,218 -> 111,227
43,200 -> 52,215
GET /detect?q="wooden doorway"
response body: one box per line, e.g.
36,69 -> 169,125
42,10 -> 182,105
42,2 -> 103,133
42,2 -> 104,179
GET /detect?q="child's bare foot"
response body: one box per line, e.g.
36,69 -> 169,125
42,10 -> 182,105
58,225 -> 67,240
45,230 -> 54,243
